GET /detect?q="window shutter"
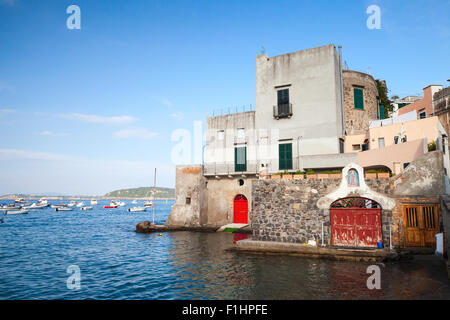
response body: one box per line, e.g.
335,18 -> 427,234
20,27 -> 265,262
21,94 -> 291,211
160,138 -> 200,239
354,88 -> 364,110
279,143 -> 293,170
235,147 -> 247,172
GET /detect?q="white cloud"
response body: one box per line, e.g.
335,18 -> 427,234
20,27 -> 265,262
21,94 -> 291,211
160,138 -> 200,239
38,131 -> 69,137
112,128 -> 159,140
170,112 -> 184,120
0,149 -> 71,161
61,113 -> 138,124
0,109 -> 15,116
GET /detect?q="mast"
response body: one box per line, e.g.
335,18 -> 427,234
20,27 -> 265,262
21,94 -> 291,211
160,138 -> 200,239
152,168 -> 156,225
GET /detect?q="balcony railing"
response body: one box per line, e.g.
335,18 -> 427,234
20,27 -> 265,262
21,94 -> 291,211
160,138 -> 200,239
273,103 -> 293,119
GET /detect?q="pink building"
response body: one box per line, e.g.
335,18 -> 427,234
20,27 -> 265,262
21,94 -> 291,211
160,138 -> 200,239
398,85 -> 443,119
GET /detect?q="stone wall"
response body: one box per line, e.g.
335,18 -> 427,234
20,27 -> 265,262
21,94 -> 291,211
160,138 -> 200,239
251,177 -> 392,245
343,70 -> 379,135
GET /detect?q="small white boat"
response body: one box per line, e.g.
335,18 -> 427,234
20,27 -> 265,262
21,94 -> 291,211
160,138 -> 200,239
81,206 -> 93,211
90,199 -> 98,205
23,203 -> 46,210
14,198 -> 25,203
76,202 -> 85,207
5,209 -> 28,215
132,200 -> 137,204
51,204 -> 68,209
56,207 -> 73,212
38,198 -> 49,206
117,201 -> 125,207
144,201 -> 153,207
128,206 -> 147,212
0,205 -> 23,211
67,201 -> 76,207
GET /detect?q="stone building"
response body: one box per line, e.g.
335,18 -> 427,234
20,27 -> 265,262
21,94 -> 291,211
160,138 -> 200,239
342,70 -> 380,136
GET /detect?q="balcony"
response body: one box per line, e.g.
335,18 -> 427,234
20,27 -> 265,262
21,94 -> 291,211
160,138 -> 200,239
273,103 -> 293,119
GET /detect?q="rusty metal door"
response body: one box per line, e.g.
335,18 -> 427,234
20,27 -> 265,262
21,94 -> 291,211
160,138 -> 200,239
331,198 -> 382,248
404,204 -> 439,247
234,195 -> 248,224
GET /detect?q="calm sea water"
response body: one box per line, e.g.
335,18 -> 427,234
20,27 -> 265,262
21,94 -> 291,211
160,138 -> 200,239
1,199 -> 450,300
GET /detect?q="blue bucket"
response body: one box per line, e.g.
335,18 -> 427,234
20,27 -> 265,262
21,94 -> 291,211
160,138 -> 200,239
377,242 -> 383,249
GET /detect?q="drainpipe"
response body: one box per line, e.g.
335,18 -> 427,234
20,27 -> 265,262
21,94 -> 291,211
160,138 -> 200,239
297,136 -> 302,171
338,46 -> 346,137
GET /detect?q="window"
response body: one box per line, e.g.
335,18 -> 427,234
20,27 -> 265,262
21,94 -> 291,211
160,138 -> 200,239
217,130 -> 224,141
394,136 -> 399,144
419,110 -> 426,119
353,88 -> 364,110
237,128 -> 245,139
378,138 -> 385,148
401,136 -> 407,143
352,144 -> 361,151
279,143 -> 293,170
275,89 -> 292,117
234,147 -> 247,172
186,197 -> 191,205
239,179 -> 244,186
403,162 -> 410,169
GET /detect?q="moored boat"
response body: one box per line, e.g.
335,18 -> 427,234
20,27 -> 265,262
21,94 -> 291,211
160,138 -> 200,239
5,209 -> 28,215
127,206 -> 146,212
104,205 -> 118,209
51,204 -> 68,208
55,207 -> 73,212
144,201 -> 153,207
23,203 -> 47,210
81,206 -> 93,211
90,199 -> 98,205
76,202 -> 84,207
67,201 -> 77,207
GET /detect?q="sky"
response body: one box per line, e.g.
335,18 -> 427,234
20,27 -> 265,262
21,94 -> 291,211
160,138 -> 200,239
0,0 -> 449,195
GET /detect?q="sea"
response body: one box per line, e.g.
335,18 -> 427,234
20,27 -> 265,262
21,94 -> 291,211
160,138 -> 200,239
1,199 -> 450,300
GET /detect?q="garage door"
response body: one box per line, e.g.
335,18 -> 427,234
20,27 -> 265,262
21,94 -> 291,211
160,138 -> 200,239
330,197 -> 382,248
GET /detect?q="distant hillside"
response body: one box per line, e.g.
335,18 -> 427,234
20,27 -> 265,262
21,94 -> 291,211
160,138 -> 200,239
104,187 -> 175,199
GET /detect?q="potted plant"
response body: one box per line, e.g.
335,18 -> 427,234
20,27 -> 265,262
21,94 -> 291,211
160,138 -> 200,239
317,171 -> 329,179
365,170 -> 377,179
306,169 -> 316,179
328,170 -> 342,179
282,171 -> 293,180
271,173 -> 281,180
377,171 -> 390,179
293,170 -> 305,180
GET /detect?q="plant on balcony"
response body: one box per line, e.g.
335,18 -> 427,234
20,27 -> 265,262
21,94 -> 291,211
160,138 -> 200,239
428,141 -> 437,152
293,170 -> 305,180
282,171 -> 293,179
306,169 -> 316,179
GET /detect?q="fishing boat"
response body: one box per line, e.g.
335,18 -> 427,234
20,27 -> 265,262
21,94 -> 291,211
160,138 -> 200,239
104,201 -> 118,208
0,206 -> 22,212
51,204 -> 68,209
14,198 -> 25,203
144,201 -> 153,207
127,206 -> 146,212
55,207 -> 73,212
23,203 -> 47,210
81,206 -> 93,211
76,202 -> 84,207
5,209 -> 28,215
38,198 -> 49,206
67,201 -> 77,207
90,199 -> 98,205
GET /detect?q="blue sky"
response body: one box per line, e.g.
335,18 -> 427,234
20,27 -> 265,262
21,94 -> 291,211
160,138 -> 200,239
0,0 -> 449,195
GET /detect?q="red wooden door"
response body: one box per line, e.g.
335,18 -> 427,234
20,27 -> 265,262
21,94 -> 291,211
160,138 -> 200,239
234,195 -> 248,224
331,198 -> 382,248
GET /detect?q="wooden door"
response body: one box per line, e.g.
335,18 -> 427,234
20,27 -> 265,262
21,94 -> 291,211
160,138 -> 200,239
404,205 -> 440,247
234,195 -> 248,224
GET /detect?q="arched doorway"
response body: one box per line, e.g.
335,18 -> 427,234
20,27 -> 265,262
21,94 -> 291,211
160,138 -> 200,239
330,197 -> 382,248
234,195 -> 248,224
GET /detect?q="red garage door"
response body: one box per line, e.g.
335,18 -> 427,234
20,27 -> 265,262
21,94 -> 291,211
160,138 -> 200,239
330,197 -> 382,248
234,195 -> 248,224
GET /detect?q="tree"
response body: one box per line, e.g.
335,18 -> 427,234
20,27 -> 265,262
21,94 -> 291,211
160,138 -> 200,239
376,80 -> 393,118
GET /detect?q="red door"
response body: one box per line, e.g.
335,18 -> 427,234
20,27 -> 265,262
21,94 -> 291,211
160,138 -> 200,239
330,198 -> 382,248
234,195 -> 248,224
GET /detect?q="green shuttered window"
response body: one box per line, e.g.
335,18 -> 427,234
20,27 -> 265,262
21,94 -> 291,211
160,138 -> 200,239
353,88 -> 364,110
234,147 -> 247,172
279,143 -> 293,170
